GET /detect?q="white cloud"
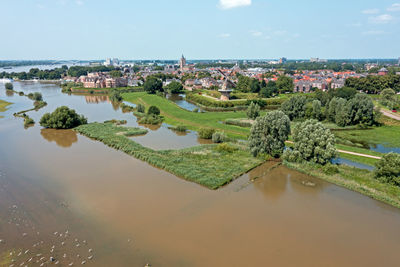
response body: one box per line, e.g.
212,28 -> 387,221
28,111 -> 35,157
362,8 -> 379,14
219,0 -> 251,9
219,33 -> 231,38
250,30 -> 262,37
388,3 -> 400,11
369,14 -> 394,24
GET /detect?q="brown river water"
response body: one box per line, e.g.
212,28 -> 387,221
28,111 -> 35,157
0,82 -> 400,266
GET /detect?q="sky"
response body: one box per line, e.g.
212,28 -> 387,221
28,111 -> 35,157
0,0 -> 399,60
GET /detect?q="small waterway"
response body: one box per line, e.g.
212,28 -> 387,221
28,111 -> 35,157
166,93 -> 201,112
332,158 -> 375,171
369,144 -> 400,154
1,82 -> 400,266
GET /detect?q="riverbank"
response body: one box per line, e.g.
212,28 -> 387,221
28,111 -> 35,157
284,161 -> 400,209
75,122 -> 263,189
68,87 -> 144,94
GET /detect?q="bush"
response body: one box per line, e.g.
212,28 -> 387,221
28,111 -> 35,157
23,116 -> 35,128
147,105 -> 160,115
5,82 -> 13,90
172,125 -> 188,132
246,102 -> 260,120
323,164 -> 339,175
119,103 -> 135,113
249,110 -> 291,157
283,120 -> 337,165
198,128 -> 216,139
192,108 -> 199,113
138,114 -> 163,125
40,106 -> 88,129
225,118 -> 252,128
215,143 -> 238,153
109,90 -> 122,102
212,132 -> 227,143
374,153 -> 400,186
144,77 -> 163,94
104,119 -> 127,125
137,103 -> 145,113
27,92 -> 43,101
18,91 -> 24,96
166,81 -> 184,94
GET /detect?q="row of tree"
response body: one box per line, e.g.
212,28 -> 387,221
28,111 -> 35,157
345,75 -> 400,94
235,74 -> 294,95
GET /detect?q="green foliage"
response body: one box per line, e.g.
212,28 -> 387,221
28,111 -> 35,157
40,106 -> 88,129
236,75 -> 252,92
5,82 -> 13,90
311,99 -> 323,120
136,103 -> 146,113
283,120 -> 337,165
23,116 -> 35,128
119,103 -> 135,113
109,90 -> 122,102
322,164 -> 340,175
198,128 -> 216,139
169,125 -> 188,132
374,153 -> 400,186
259,81 -> 278,98
345,75 -> 400,94
215,143 -> 238,153
109,70 -> 122,78
276,75 -> 294,93
331,87 -> 357,100
212,131 -> 228,143
138,114 -> 163,125
147,105 -> 160,115
380,88 -> 399,110
166,81 -> 184,94
225,118 -> 253,128
246,102 -> 260,120
249,110 -> 291,157
104,119 -> 127,125
144,77 -> 163,94
281,95 -> 307,120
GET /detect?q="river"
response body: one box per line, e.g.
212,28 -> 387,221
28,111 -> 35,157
1,82 -> 400,266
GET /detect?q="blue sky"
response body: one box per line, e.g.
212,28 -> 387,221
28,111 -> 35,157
1,0 -> 399,60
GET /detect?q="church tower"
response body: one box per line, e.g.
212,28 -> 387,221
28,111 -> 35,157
180,55 -> 186,72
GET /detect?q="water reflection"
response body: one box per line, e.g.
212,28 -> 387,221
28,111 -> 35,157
85,95 -> 110,104
5,90 -> 14,97
166,93 -> 201,111
41,129 -> 78,148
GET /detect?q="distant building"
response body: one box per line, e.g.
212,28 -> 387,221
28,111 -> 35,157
310,58 -> 327,63
179,55 -> 187,72
378,67 -> 389,76
279,57 -> 287,64
398,57 -> 400,66
104,58 -> 120,67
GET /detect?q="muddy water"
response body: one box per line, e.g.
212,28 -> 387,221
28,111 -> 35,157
1,82 -> 400,266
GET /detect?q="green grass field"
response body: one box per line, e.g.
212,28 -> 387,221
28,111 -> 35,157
0,99 -> 12,118
284,161 -> 400,209
75,122 -> 263,189
123,92 -> 251,139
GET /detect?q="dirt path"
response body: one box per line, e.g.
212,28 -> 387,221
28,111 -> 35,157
381,108 -> 400,121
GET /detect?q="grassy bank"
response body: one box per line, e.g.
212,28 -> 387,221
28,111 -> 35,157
75,123 -> 263,189
284,161 -> 400,209
0,99 -> 12,118
123,92 -> 251,139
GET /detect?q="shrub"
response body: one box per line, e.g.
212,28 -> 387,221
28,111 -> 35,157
40,106 -> 88,129
166,81 -> 184,94
225,118 -> 252,128
215,143 -> 238,153
147,105 -> 160,115
23,116 -> 35,128
109,90 -> 122,102
323,164 -> 340,175
283,120 -> 337,165
5,82 -> 13,90
374,153 -> 400,186
246,102 -> 260,120
137,103 -> 145,113
104,119 -> 127,125
144,77 -> 163,94
18,91 -> 24,96
119,103 -> 135,113
27,92 -> 43,101
249,110 -> 291,157
198,128 -> 216,139
192,108 -> 199,113
138,114 -> 163,125
212,132 -> 227,143
171,125 -> 187,132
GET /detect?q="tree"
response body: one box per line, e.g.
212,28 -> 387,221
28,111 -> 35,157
147,105 -> 160,115
374,153 -> 400,186
248,110 -> 291,158
312,100 -> 322,120
246,102 -> 260,120
236,75 -> 252,92
259,81 -> 278,98
40,106 -> 87,129
344,94 -> 376,126
137,103 -> 145,113
250,79 -> 261,93
109,90 -> 122,102
333,86 -> 357,100
283,120 -> 337,165
281,95 -> 307,120
276,76 -> 294,93
144,77 -> 163,94
166,81 -> 184,94
5,83 -> 13,90
110,70 -> 122,78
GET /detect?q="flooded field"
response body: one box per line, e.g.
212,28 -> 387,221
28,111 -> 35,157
1,82 -> 400,266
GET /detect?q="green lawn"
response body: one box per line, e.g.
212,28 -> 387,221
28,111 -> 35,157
285,161 -> 400,209
123,92 -> 251,139
75,123 -> 263,189
0,99 -> 12,118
